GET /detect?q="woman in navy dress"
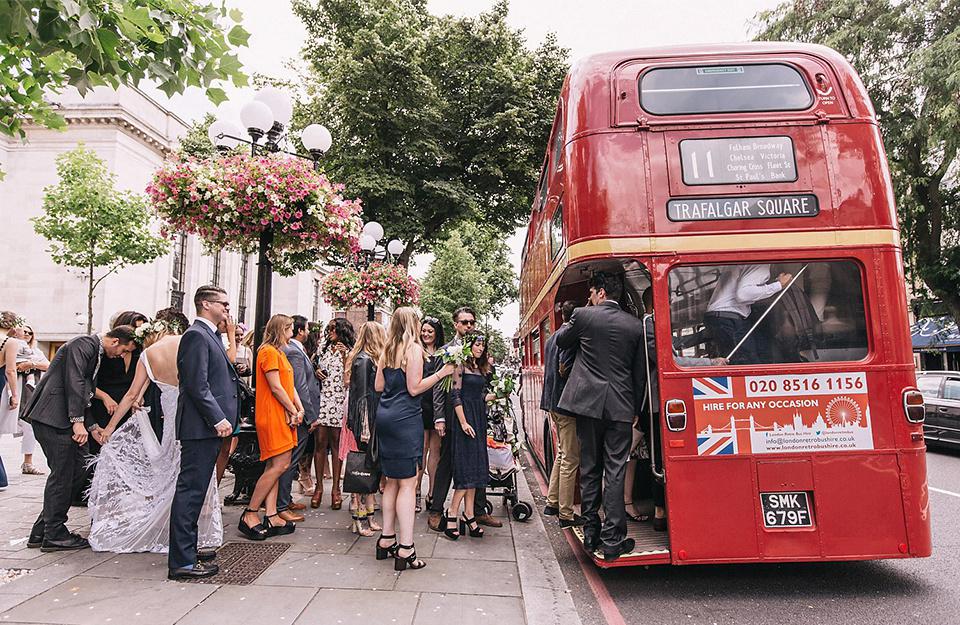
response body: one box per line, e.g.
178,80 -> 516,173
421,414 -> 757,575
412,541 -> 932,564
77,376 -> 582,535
444,334 -> 496,540
374,308 -> 454,571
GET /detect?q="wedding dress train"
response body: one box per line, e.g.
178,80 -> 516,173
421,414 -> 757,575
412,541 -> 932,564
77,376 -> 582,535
87,352 -> 223,553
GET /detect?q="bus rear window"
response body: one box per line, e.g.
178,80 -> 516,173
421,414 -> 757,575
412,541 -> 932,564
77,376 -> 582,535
668,261 -> 868,365
640,64 -> 814,115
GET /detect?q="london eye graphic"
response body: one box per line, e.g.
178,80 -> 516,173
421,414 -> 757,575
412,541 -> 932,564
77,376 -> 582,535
825,396 -> 862,427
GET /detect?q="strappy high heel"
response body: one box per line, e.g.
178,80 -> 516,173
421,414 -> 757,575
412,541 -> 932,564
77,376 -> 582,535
365,508 -> 381,532
310,485 -> 323,508
394,543 -> 426,571
376,533 -> 398,560
352,513 -> 374,537
264,513 -> 295,537
442,509 -> 460,541
238,509 -> 267,541
459,514 -> 484,538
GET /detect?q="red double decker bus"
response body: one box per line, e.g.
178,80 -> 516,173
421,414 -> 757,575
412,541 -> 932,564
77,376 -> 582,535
518,43 -> 931,568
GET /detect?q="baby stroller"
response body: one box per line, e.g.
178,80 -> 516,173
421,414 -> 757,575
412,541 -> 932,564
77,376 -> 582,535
484,397 -> 533,522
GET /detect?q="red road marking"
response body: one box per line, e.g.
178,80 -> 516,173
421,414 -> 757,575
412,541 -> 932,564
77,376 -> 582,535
525,452 -> 628,625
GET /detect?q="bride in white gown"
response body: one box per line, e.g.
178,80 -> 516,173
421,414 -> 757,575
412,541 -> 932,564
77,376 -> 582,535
87,322 -> 222,553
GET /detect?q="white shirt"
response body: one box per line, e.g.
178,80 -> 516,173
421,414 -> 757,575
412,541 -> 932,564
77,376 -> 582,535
707,264 -> 783,318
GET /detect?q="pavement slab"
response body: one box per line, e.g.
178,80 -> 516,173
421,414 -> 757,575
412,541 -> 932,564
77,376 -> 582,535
279,528 -> 360,554
432,534 -> 517,561
175,585 -> 317,625
393,558 -> 522,597
252,552 -> 399,591
413,592 -> 526,625
0,575 -> 217,625
294,588 -> 420,625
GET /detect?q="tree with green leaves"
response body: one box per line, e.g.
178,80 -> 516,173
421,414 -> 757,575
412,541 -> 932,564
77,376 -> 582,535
419,232 -> 493,340
291,0 -> 568,263
754,0 -> 960,322
0,0 -> 250,175
34,144 -> 169,334
459,222 -> 519,316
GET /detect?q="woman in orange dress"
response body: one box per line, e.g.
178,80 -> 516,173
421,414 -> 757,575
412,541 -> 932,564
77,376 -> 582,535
238,315 -> 303,541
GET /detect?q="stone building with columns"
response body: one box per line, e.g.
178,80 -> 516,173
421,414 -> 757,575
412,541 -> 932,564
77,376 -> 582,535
0,85 -> 339,354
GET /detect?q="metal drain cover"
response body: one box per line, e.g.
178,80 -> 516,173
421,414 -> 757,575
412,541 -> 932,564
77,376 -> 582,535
179,541 -> 291,585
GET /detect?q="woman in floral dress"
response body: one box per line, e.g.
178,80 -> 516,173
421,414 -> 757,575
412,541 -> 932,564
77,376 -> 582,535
312,318 -> 355,509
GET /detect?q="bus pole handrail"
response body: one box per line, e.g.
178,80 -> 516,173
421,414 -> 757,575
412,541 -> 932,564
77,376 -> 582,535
642,312 -> 665,482
725,264 -> 809,362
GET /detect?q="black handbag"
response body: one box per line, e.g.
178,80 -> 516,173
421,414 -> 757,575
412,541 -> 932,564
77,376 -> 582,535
343,448 -> 380,494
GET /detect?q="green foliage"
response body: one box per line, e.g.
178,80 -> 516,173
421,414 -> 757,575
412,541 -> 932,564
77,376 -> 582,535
33,143 -> 169,332
459,222 -> 518,316
479,324 -> 509,361
175,113 -> 218,159
754,0 -> 960,322
290,0 -> 569,261
0,0 -> 250,141
419,232 -> 493,339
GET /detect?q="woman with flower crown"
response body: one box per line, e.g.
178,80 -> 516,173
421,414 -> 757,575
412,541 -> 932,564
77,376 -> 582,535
86,315 -> 222,553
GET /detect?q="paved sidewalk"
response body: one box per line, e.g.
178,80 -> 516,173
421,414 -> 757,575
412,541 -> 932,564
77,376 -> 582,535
0,437 -> 581,625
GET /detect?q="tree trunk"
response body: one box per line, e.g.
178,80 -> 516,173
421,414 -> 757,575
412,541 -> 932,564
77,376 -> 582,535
87,256 -> 94,335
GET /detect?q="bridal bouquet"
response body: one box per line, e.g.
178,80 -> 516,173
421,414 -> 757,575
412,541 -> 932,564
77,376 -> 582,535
437,343 -> 469,392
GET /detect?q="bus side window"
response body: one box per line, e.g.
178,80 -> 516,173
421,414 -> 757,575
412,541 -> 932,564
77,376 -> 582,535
667,261 -> 869,365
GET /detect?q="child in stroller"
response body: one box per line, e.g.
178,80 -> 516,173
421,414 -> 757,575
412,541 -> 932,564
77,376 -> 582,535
485,379 -> 533,522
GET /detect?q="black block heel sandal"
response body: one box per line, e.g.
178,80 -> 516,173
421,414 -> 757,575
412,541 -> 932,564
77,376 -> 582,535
238,509 -> 267,541
394,544 -> 426,571
459,515 -> 484,538
376,534 -> 398,560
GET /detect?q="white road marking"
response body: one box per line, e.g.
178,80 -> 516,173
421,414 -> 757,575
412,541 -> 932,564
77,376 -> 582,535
930,486 -> 960,498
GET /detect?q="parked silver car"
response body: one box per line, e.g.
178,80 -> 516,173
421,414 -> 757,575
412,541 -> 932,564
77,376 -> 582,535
917,371 -> 960,448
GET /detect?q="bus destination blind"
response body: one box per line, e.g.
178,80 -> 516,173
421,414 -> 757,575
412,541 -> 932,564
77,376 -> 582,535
667,193 -> 819,221
679,136 -> 798,185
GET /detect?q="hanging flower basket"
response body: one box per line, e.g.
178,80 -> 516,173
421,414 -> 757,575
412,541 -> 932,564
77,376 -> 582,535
147,153 -> 362,275
321,262 -> 420,310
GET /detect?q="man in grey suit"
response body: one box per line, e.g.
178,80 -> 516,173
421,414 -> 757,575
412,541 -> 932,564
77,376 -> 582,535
555,272 -> 645,561
23,326 -> 137,552
277,315 -> 321,523
541,300 -> 583,528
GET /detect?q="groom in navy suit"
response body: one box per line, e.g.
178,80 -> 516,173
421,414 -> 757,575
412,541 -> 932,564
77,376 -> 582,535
168,285 -> 239,580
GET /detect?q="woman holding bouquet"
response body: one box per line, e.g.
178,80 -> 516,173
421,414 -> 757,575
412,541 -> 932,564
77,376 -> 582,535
443,334 -> 496,541
374,308 -> 454,571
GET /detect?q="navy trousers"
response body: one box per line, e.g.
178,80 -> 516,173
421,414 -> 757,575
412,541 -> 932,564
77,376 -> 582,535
169,437 -> 220,570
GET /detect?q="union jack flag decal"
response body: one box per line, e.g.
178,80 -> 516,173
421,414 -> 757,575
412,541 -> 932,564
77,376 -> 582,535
692,377 -> 733,399
697,430 -> 737,455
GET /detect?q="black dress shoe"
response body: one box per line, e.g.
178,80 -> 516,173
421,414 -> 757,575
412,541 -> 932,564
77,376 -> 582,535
27,532 -> 44,549
603,538 -> 636,562
559,514 -> 586,528
197,549 -> 217,562
40,535 -> 89,552
582,536 -> 599,553
168,562 -> 219,580
543,505 -> 559,516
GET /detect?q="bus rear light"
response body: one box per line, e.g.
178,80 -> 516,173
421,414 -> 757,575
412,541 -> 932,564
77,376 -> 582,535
665,399 -> 687,432
903,390 -> 924,424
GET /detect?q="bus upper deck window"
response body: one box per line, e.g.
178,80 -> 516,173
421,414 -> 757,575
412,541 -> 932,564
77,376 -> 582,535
639,63 -> 814,115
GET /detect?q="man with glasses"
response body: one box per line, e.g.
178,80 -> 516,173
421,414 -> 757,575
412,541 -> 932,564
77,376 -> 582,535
427,307 -> 502,531
169,285 -> 239,579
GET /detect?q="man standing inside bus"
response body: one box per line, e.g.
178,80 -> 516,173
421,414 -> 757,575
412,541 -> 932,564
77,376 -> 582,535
555,272 -> 644,561
540,300 -> 583,528
705,264 -> 791,364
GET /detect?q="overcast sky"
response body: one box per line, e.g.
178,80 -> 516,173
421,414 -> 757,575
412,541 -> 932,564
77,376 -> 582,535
150,0 -> 786,336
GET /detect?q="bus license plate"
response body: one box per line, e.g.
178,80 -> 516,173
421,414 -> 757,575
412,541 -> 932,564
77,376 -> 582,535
760,492 -> 812,528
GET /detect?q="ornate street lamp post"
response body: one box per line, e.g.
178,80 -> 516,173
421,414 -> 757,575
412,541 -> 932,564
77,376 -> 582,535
208,89 -> 333,349
356,221 -> 404,321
